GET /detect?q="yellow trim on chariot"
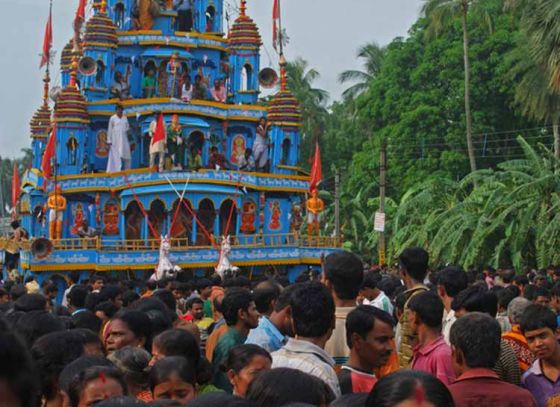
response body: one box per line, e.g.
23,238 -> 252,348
118,30 -> 163,36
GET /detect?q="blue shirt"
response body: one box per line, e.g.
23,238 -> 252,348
522,359 -> 560,407
245,316 -> 287,353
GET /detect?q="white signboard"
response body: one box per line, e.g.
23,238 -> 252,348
374,212 -> 385,232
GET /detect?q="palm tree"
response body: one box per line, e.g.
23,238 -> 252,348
285,58 -> 329,166
338,42 -> 386,100
508,38 -> 560,158
422,0 -> 480,173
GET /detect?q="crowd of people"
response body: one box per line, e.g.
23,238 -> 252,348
1,249 -> 559,406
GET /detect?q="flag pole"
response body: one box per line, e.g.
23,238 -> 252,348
277,0 -> 283,56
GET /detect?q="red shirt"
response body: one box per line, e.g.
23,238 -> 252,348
450,368 -> 536,407
411,335 -> 456,385
338,366 -> 377,394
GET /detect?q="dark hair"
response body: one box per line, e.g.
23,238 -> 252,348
95,300 -> 119,318
246,368 -> 334,407
68,285 -> 89,309
108,346 -> 151,388
514,275 -> 529,286
253,282 -> 281,314
112,310 -> 152,350
497,286 -> 519,310
14,293 -> 47,312
11,220 -> 20,229
68,366 -> 127,407
362,270 -> 383,290
149,356 -> 196,391
274,284 -> 297,312
290,282 -> 334,338
449,312 -> 501,369
408,291 -> 444,328
153,329 -> 200,368
222,288 -> 254,326
31,330 -> 86,399
72,310 -> 102,333
519,304 -> 558,333
366,369 -> 454,407
73,328 -> 103,350
437,266 -> 468,297
96,396 -> 146,407
98,285 -> 122,303
122,290 -> 140,308
225,344 -> 271,373
90,274 -> 107,284
187,393 -> 253,407
532,286 -> 551,301
330,393 -> 368,407
451,285 -> 498,317
186,297 -> 204,309
502,269 -> 516,284
346,305 -> 395,348
10,284 -> 27,301
15,310 -> 65,347
59,355 -> 114,394
197,278 -> 212,290
0,325 -> 40,407
398,247 -> 429,282
324,252 -> 364,300
152,289 -> 176,312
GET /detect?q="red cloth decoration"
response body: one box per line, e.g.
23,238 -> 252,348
309,141 -> 322,192
40,9 -> 53,68
41,127 -> 57,181
11,163 -> 20,210
272,0 -> 280,51
151,112 -> 165,146
75,0 -> 87,25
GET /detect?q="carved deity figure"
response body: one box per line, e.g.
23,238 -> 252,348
47,185 -> 67,240
306,189 -> 324,237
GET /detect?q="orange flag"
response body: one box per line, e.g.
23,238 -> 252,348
309,141 -> 322,192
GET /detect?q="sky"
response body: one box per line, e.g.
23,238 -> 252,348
0,0 -> 422,158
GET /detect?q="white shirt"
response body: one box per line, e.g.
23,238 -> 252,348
442,309 -> 456,345
364,290 -> 394,316
107,114 -> 131,159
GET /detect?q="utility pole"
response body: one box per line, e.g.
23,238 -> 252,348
378,142 -> 387,266
334,167 -> 340,242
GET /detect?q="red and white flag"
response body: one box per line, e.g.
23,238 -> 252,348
309,141 -> 322,192
42,127 -> 57,180
75,0 -> 87,26
272,0 -> 280,51
152,113 -> 166,145
39,8 -> 53,68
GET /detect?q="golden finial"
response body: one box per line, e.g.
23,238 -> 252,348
279,54 -> 287,91
100,0 -> 107,13
70,55 -> 79,87
240,0 -> 246,16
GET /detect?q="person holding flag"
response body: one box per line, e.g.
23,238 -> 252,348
106,105 -> 132,172
306,141 -> 324,237
149,111 -> 167,172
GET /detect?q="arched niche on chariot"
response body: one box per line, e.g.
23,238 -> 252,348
205,5 -> 216,32
219,199 -> 237,236
125,201 -> 143,241
187,130 -> 206,161
95,60 -> 106,88
142,60 -> 158,98
169,198 -> 193,244
281,137 -> 291,165
240,63 -> 253,92
196,198 -> 215,246
148,199 -> 167,239
32,205 -> 45,237
114,2 -> 126,30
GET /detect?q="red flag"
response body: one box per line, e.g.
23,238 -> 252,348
11,163 -> 20,209
151,113 -> 165,145
42,127 -> 57,180
272,0 -> 280,51
40,9 -> 53,68
75,0 -> 87,25
309,141 -> 322,192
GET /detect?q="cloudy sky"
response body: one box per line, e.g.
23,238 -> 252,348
0,0 -> 422,158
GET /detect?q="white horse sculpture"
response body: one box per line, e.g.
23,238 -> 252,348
215,235 -> 240,279
152,235 -> 181,281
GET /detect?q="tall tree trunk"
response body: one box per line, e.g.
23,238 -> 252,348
554,119 -> 560,159
461,5 -> 477,173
